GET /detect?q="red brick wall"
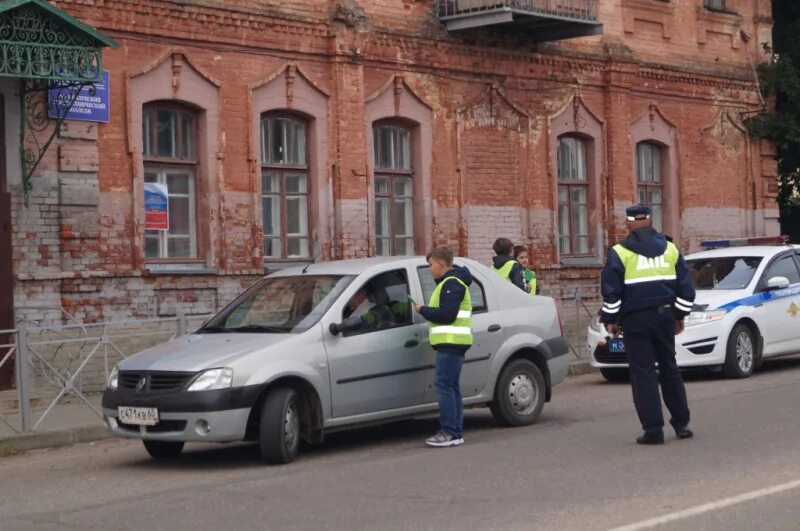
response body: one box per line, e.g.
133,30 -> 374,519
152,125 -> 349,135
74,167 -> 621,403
8,0 -> 776,322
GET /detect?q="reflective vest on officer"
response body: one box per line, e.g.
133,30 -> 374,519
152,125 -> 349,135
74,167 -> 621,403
612,242 -> 680,285
492,260 -> 518,281
427,277 -> 473,347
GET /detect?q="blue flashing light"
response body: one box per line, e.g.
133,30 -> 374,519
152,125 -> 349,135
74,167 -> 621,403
700,236 -> 790,249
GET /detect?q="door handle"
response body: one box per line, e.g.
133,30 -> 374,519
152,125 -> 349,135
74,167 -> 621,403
488,324 -> 502,333
404,339 -> 419,348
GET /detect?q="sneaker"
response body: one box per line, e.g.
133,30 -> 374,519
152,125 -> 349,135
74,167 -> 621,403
425,432 -> 464,448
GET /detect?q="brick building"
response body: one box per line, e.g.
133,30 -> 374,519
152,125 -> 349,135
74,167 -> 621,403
0,0 -> 778,327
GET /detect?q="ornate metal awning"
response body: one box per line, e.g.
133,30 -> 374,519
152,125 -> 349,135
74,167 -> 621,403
0,0 -> 117,205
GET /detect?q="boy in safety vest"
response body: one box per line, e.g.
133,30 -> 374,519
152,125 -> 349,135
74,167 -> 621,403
491,238 -> 527,292
413,247 -> 473,448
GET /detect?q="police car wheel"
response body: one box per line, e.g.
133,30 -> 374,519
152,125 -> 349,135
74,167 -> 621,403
723,323 -> 756,379
490,359 -> 546,427
600,368 -> 629,383
143,440 -> 184,460
259,387 -> 301,465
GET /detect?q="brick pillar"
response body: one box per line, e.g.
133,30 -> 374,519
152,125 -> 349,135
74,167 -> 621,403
331,29 -> 370,259
604,62 -> 638,246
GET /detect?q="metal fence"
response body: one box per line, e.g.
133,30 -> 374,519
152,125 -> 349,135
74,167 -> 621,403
437,0 -> 599,22
0,312 -> 213,434
542,285 -> 601,359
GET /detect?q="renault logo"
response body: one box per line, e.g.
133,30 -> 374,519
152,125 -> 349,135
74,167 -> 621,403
136,376 -> 147,392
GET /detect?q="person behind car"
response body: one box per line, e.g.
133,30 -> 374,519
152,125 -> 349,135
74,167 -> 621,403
491,238 -> 526,292
413,247 -> 473,448
600,204 -> 696,445
513,245 -> 540,295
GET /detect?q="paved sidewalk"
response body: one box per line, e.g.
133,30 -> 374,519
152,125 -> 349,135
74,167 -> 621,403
0,359 -> 594,454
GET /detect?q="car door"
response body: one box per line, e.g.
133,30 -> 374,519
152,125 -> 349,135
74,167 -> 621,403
416,265 -> 503,403
323,268 -> 429,418
757,252 -> 800,355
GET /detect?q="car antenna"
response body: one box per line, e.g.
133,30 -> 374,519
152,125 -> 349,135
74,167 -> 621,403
301,210 -> 363,274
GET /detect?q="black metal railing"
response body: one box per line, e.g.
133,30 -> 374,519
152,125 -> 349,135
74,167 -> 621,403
437,0 -> 599,22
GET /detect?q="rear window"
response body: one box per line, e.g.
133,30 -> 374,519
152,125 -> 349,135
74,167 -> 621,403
687,257 -> 763,290
417,266 -> 488,313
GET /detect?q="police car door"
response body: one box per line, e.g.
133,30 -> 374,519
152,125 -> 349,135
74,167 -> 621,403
758,252 -> 800,355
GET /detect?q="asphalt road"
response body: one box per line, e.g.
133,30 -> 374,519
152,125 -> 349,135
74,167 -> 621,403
3,358 -> 800,531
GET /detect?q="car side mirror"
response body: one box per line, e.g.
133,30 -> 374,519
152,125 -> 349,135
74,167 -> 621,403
767,276 -> 790,290
329,322 -> 341,336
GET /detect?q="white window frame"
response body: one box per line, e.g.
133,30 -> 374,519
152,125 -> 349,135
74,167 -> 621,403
144,168 -> 197,259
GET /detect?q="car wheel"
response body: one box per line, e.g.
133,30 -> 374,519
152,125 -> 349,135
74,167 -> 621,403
490,359 -> 546,427
142,440 -> 184,460
259,387 -> 301,464
723,323 -> 756,378
600,368 -> 629,383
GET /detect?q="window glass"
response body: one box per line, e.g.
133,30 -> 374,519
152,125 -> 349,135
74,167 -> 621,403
417,266 -> 488,313
341,270 -> 413,336
687,257 -> 763,290
765,255 -> 800,285
373,124 -> 414,255
144,169 -> 196,259
202,275 -> 352,334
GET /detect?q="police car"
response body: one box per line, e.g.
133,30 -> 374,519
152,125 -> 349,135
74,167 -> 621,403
587,236 -> 800,381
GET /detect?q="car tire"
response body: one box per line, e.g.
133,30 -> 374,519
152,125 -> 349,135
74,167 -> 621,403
600,368 -> 629,383
259,387 -> 301,465
490,359 -> 546,427
142,440 -> 184,460
723,323 -> 756,379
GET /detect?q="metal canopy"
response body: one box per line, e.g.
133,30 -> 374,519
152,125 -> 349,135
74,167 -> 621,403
0,0 -> 117,83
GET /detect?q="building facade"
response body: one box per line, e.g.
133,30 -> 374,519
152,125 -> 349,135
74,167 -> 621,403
1,0 -> 778,326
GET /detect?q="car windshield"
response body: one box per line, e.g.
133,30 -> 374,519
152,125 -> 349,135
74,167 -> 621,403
199,275 -> 353,334
687,257 -> 763,290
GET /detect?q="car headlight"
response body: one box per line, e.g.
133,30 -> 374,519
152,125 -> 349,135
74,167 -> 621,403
187,368 -> 234,392
684,310 -> 727,327
588,316 -> 603,334
107,366 -> 119,390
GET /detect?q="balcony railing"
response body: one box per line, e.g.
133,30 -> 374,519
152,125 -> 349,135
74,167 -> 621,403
437,0 -> 602,41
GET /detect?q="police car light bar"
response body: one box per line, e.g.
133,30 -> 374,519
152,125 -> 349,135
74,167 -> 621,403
700,235 -> 790,249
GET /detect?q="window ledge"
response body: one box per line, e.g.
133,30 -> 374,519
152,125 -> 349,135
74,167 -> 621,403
560,257 -> 604,268
146,263 -> 216,275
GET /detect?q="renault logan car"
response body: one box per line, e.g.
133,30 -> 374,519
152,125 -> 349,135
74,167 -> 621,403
587,237 -> 800,381
102,256 -> 569,464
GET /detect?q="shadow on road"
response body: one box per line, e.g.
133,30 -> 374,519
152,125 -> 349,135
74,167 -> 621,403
114,410 -> 509,470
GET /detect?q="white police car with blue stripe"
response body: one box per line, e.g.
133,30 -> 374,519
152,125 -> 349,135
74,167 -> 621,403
587,236 -> 800,381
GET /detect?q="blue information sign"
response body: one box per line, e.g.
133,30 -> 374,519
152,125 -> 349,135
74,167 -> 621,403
48,70 -> 110,123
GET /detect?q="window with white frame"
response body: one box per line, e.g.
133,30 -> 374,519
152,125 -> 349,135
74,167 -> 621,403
373,122 -> 414,256
143,103 -> 198,259
636,142 -> 664,232
557,135 -> 590,257
261,113 -> 310,259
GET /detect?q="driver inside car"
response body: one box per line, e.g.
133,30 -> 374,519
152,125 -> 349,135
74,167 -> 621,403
340,284 -> 396,333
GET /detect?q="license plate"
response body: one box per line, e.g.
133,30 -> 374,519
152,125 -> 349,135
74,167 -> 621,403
118,406 -> 159,426
609,339 -> 625,353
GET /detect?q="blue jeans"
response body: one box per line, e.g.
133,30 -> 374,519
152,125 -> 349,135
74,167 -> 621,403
434,348 -> 465,438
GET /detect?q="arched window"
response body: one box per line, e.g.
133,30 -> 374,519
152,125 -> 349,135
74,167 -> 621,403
636,141 -> 664,232
557,135 -> 590,256
143,102 -> 198,259
260,113 -> 310,259
373,122 -> 414,256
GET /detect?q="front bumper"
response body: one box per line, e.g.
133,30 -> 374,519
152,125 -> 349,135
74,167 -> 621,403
101,385 -> 261,443
586,321 -> 729,369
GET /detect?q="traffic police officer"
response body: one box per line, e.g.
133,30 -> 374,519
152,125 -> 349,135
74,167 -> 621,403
600,205 -> 696,445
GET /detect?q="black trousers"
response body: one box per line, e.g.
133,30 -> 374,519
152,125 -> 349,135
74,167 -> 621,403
621,308 -> 690,434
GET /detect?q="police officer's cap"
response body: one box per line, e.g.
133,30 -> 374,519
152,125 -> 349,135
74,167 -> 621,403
625,204 -> 652,222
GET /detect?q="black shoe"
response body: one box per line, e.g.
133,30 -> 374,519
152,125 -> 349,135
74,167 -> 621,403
675,427 -> 694,440
636,432 -> 665,445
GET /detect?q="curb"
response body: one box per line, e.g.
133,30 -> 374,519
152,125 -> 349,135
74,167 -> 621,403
568,359 -> 598,377
0,425 -> 111,454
